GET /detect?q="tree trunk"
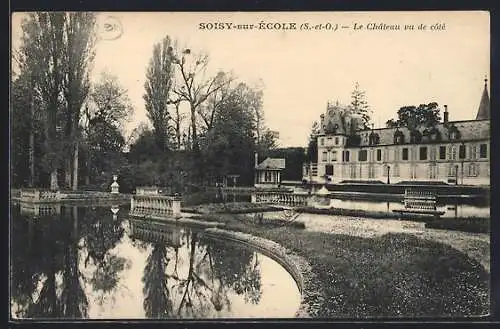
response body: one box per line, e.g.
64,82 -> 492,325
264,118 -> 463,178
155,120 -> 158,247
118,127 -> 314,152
175,103 -> 181,150
29,130 -> 35,187
190,104 -> 198,151
85,151 -> 91,186
72,141 -> 79,191
65,158 -> 72,188
50,170 -> 59,191
29,83 -> 35,187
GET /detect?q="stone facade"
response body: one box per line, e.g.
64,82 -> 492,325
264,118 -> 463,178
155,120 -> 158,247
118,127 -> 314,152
303,82 -> 490,187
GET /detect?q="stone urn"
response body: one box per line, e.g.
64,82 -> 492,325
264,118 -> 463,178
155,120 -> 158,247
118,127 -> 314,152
111,205 -> 120,220
111,175 -> 120,194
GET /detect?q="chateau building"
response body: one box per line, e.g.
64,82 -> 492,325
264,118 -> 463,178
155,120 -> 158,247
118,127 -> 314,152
303,80 -> 490,186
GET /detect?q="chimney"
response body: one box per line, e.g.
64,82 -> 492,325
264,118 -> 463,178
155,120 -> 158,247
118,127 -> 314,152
443,105 -> 449,124
254,152 -> 259,168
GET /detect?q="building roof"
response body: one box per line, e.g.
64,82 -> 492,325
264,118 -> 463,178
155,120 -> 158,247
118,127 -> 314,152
476,78 -> 490,120
350,119 -> 490,147
256,157 -> 286,170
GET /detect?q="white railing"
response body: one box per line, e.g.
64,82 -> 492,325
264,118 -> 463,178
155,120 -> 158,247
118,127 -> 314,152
129,219 -> 182,247
135,186 -> 159,196
130,194 -> 182,217
20,189 -> 61,203
19,202 -> 61,216
251,191 -> 309,207
403,188 -> 437,211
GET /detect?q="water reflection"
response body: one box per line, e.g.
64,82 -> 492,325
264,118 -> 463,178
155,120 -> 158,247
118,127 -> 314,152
315,198 -> 490,218
10,204 -> 300,319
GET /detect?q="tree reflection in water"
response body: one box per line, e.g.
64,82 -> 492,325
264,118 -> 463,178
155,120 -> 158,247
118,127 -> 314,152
82,206 -> 129,308
135,221 -> 263,318
11,203 -> 265,319
10,204 -> 127,319
142,243 -> 173,318
59,206 -> 88,318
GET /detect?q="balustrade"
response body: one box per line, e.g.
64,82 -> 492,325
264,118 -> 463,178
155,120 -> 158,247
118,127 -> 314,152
130,194 -> 182,217
401,188 -> 439,212
252,191 -> 309,207
20,189 -> 60,203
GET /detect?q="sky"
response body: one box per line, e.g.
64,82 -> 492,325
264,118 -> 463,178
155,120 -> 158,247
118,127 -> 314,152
11,11 -> 490,147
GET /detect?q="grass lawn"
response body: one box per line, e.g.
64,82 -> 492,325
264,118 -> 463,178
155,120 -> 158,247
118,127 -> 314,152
198,211 -> 490,318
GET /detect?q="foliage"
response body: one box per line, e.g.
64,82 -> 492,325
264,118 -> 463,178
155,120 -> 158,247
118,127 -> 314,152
349,82 -> 372,129
265,147 -> 307,181
143,36 -> 175,151
17,13 -> 97,190
386,102 -> 441,129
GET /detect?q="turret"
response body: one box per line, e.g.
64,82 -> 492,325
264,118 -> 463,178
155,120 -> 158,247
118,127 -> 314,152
476,77 -> 490,120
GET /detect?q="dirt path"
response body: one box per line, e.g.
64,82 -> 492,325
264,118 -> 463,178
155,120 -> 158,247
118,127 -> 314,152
296,213 -> 490,273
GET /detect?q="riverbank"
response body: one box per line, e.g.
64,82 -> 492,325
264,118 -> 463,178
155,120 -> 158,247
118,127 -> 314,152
193,205 -> 490,318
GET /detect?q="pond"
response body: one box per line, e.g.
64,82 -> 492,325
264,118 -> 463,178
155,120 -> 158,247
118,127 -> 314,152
315,198 -> 490,218
187,190 -> 490,219
10,204 -> 301,319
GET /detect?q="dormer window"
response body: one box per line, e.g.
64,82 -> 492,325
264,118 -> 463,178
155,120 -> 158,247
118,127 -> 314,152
369,132 -> 380,146
410,130 -> 422,144
447,124 -> 461,141
394,130 -> 405,144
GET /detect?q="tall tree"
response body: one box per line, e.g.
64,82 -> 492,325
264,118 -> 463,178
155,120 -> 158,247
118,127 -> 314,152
349,82 -> 372,129
202,83 -> 258,185
61,12 -> 97,190
170,47 -> 233,152
11,72 -> 43,187
143,36 -> 175,152
19,13 -> 97,190
306,121 -> 319,162
83,72 -> 132,185
20,13 -> 66,190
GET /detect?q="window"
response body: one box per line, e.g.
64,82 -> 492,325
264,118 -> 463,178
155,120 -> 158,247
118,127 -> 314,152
368,165 -> 375,178
450,146 -> 457,160
345,150 -> 350,162
429,164 -> 437,179
350,164 -> 356,178
393,164 -> 400,177
320,138 -> 324,146
430,146 -> 436,161
265,172 -> 272,182
480,144 -> 487,158
325,165 -> 334,176
419,147 -> 428,160
402,148 -> 409,161
439,146 -> 446,160
468,163 -> 478,177
448,165 -> 457,177
470,145 -> 477,160
376,149 -> 382,161
359,150 -> 367,161
335,137 -> 339,145
459,145 -> 466,159
331,151 -> 337,162
322,152 -> 327,162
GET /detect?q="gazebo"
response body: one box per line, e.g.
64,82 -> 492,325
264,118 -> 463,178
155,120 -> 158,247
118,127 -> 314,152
254,153 -> 286,188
